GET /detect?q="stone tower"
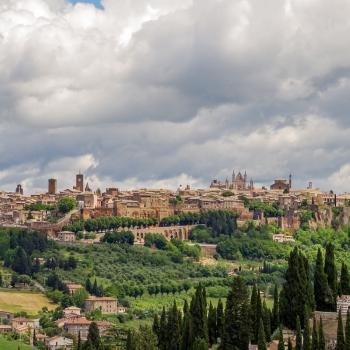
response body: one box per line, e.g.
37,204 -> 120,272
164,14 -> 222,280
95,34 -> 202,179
75,173 -> 84,192
48,178 -> 57,195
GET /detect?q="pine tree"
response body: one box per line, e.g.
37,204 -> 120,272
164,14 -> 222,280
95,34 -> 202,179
272,284 -> 280,333
257,318 -> 266,350
337,308 -> 345,350
278,327 -> 284,350
311,318 -> 318,350
208,301 -> 217,346
295,316 -> 302,350
346,310 -> 350,350
325,243 -> 337,310
302,315 -> 310,350
318,318 -> 325,350
288,338 -> 293,350
217,299 -> 224,340
341,263 -> 350,296
314,248 -> 331,311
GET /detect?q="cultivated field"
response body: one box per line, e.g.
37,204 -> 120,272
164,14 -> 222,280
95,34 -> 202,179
0,336 -> 33,350
0,289 -> 57,314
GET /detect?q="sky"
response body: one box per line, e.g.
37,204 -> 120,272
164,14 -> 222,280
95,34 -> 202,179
1,0 -> 350,194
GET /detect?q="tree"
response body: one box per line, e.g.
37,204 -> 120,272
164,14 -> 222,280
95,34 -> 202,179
250,285 -> 258,343
192,337 -> 208,350
314,248 -> 332,311
152,314 -> 160,342
58,197 -> 77,214
136,325 -> 158,350
302,314 -> 310,350
341,263 -> 350,296
220,277 -> 250,350
280,248 -> 314,329
311,317 -> 318,350
257,319 -> 266,350
278,328 -> 284,350
208,302 -> 217,346
272,285 -> 280,333
324,243 -> 337,310
217,299 -> 224,340
181,301 -> 191,350
84,322 -> 102,350
262,300 -> 271,342
190,284 -> 208,346
346,310 -> 350,350
295,316 -> 302,350
288,338 -> 293,350
318,318 -> 325,350
337,309 -> 345,350
12,247 -> 31,275
77,331 -> 82,350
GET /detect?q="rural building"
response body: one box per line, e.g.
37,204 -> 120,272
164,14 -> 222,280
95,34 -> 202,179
85,296 -> 118,314
46,335 -> 73,350
63,306 -> 81,316
337,295 -> 350,315
63,318 -> 111,340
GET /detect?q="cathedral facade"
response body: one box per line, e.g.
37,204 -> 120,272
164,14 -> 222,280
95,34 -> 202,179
210,170 -> 254,191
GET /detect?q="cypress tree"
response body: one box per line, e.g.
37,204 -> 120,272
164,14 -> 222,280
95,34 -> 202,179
311,317 -> 318,350
337,308 -> 345,350
341,263 -> 350,296
85,278 -> 92,293
92,279 -> 98,296
250,285 -> 258,342
77,331 -> 82,350
302,315 -> 310,350
345,310 -> 350,350
159,307 -> 168,350
325,243 -> 337,310
181,300 -> 192,350
280,248 -> 314,329
152,314 -> 160,343
167,301 -> 181,350
192,337 -> 208,350
262,300 -> 271,342
257,318 -> 266,350
217,299 -> 224,340
314,248 -> 331,311
278,327 -> 284,350
208,301 -> 217,346
288,337 -> 293,350
272,284 -> 280,333
318,318 -> 325,350
85,322 -> 102,350
220,277 -> 250,350
295,316 -> 302,350
256,289 -> 262,342
126,330 -> 136,350
190,284 -> 208,346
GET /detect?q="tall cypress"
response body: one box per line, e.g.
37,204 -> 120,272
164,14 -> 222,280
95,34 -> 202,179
257,318 -> 266,350
295,316 -> 302,350
337,308 -> 345,350
190,284 -> 208,346
345,310 -> 350,350
288,338 -> 293,350
208,302 -> 217,346
152,314 -> 160,342
302,315 -> 310,350
341,263 -> 350,296
272,284 -> 280,333
250,285 -> 258,342
220,277 -> 250,350
318,318 -> 325,350
262,300 -> 271,342
181,301 -> 191,350
167,301 -> 181,350
256,289 -> 262,342
217,299 -> 224,340
278,327 -> 284,350
126,330 -> 136,350
159,307 -> 168,350
325,243 -> 337,310
314,248 -> 331,311
311,317 -> 318,350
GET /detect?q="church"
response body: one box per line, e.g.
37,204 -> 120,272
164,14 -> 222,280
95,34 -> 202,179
210,170 -> 254,191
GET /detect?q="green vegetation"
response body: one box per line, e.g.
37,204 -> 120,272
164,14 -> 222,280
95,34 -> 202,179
0,336 -> 34,350
57,196 -> 77,214
239,196 -> 284,217
24,203 -> 56,211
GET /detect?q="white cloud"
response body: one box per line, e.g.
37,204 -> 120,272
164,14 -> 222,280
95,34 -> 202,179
1,0 -> 350,193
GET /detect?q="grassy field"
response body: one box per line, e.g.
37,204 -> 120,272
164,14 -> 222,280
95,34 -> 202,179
0,336 -> 33,350
0,289 -> 57,315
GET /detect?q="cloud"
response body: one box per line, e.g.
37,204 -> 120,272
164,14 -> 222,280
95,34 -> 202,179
1,0 -> 350,193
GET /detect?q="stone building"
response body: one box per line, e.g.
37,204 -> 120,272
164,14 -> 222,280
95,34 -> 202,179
85,296 -> 118,314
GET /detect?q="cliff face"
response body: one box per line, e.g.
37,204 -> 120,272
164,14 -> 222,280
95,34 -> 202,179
309,206 -> 350,229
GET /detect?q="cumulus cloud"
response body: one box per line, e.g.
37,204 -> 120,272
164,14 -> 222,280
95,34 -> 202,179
1,0 -> 350,193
